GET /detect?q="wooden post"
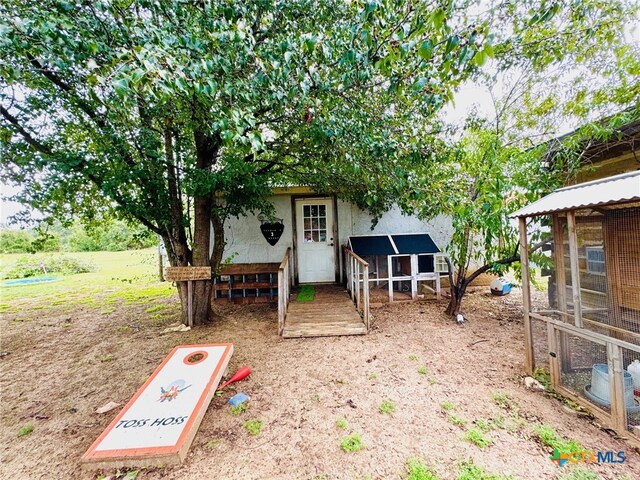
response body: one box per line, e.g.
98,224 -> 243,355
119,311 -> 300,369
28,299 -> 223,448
607,342 -> 628,432
187,280 -> 193,328
410,254 -> 418,300
158,243 -> 165,282
363,262 -> 370,331
552,214 -> 571,372
547,323 -> 561,390
387,255 -> 394,302
519,217 -> 535,374
566,211 -> 583,328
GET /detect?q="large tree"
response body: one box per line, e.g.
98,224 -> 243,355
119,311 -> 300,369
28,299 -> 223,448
1,0 -> 494,324
405,0 -> 640,316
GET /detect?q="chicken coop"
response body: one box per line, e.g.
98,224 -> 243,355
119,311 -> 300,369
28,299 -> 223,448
346,233 -> 449,301
512,170 -> 640,444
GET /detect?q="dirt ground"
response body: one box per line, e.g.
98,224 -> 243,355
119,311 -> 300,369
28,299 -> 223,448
1,287 -> 639,480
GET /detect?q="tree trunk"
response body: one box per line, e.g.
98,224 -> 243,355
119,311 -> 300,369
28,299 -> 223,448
445,281 -> 468,316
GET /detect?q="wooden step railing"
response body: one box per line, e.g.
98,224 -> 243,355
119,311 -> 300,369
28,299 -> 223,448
343,246 -> 370,330
277,248 -> 292,335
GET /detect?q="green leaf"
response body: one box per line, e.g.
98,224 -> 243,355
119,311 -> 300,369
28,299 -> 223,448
112,78 -> 129,97
418,40 -> 433,61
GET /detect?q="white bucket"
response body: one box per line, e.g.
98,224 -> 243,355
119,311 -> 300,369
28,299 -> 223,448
590,363 -> 635,407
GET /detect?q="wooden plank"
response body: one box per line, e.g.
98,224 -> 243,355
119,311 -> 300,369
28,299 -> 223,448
213,282 -> 276,290
519,217 -> 535,374
566,211 -> 583,327
165,267 -> 211,281
219,263 -> 279,275
607,343 -> 628,433
82,344 -> 233,469
363,262 -> 370,330
552,214 -> 571,371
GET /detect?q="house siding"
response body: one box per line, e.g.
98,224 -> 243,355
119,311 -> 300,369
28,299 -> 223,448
216,195 -> 453,267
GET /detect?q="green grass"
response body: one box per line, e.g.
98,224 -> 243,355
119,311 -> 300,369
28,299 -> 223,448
475,418 -> 494,432
409,354 -> 418,361
243,419 -> 263,436
463,428 -> 493,449
440,401 -> 455,412
310,394 -> 320,402
0,249 -> 173,310
340,433 -> 364,452
557,467 -> 601,480
296,285 -> 315,302
448,415 -> 467,427
532,424 -> 581,454
417,366 -> 428,375
17,423 -> 34,437
406,458 -> 440,480
230,403 -> 248,416
336,417 -> 348,429
369,372 -> 378,380
379,399 -> 396,414
205,438 -> 221,449
491,392 -> 518,411
457,461 -> 514,480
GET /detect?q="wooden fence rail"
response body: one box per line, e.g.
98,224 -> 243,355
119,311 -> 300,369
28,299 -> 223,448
344,247 -> 370,331
277,248 -> 292,335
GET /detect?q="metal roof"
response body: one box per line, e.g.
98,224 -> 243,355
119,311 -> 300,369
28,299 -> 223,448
510,170 -> 640,218
348,233 -> 440,256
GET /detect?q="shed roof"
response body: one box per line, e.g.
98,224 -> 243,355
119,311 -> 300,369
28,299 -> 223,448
510,170 -> 640,218
348,233 -> 440,257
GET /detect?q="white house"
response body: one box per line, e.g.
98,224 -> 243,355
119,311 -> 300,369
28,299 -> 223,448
217,187 -> 453,284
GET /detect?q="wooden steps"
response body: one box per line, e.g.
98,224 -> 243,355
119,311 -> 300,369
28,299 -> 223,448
282,284 -> 367,338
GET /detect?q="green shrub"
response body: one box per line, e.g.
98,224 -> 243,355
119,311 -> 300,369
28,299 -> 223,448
0,229 -> 34,253
1,254 -> 96,279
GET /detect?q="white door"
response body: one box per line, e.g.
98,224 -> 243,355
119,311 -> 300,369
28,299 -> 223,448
296,198 -> 335,283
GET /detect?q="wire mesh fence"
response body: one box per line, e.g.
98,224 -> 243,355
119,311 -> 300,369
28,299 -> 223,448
526,206 -> 640,440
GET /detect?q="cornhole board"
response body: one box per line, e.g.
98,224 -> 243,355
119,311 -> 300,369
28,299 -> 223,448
82,343 -> 233,469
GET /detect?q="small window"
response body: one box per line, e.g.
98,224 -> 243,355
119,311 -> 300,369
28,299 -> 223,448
434,254 -> 449,273
586,246 -> 605,275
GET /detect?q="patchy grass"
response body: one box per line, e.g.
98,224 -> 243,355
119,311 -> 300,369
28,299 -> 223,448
408,354 -> 418,361
557,466 -> 601,480
491,392 -> 518,411
418,366 -> 428,375
406,458 -> 440,480
335,417 -> 348,429
532,424 -> 581,454
17,423 -> 34,437
440,401 -> 455,412
369,372 -> 378,380
448,415 -> 467,427
475,418 -> 494,432
310,394 -> 320,402
463,428 -> 493,449
243,419 -> 263,436
340,433 -> 364,453
379,399 -> 396,414
205,438 -> 221,449
230,403 -> 248,416
457,460 -> 514,480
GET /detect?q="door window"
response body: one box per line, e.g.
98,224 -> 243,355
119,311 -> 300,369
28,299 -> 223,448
303,204 -> 327,243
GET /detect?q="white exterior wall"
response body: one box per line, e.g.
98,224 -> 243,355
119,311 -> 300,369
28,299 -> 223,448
221,195 -> 293,264
216,195 -> 453,265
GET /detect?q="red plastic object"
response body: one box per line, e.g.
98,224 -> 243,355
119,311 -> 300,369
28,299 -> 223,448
217,365 -> 252,390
